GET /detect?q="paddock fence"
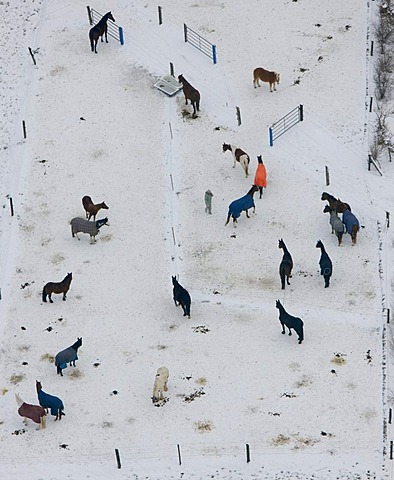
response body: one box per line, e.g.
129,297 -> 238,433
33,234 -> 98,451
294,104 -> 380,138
183,24 -> 217,64
268,104 -> 303,146
87,6 -> 124,46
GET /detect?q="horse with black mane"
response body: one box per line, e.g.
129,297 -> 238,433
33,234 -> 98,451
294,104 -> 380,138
42,272 -> 72,303
321,192 -> 351,213
172,276 -> 191,318
36,381 -> 65,421
89,11 -> 115,54
323,205 -> 344,246
225,185 -> 258,226
178,74 -> 200,118
55,337 -> 82,376
275,300 -> 304,344
278,239 -> 293,290
316,240 -> 333,288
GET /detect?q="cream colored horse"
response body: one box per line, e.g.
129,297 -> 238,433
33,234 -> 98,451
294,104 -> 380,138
152,367 -> 169,403
253,67 -> 280,92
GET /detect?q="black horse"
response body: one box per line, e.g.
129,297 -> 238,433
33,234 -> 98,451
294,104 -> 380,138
316,240 -> 333,287
42,273 -> 72,303
178,74 -> 200,118
275,300 -> 304,344
172,276 -> 191,318
89,11 -> 115,54
278,239 -> 293,290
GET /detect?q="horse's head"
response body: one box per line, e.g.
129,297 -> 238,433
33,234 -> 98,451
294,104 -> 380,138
278,238 -> 284,249
275,73 -> 280,84
107,11 -> 115,22
36,380 -> 42,393
178,74 -> 184,84
275,299 -> 281,309
172,276 -> 178,286
323,205 -> 332,213
316,239 -> 323,248
222,143 -> 230,153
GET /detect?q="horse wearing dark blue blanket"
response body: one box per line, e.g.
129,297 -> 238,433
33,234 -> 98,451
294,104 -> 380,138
225,185 -> 258,226
275,300 -> 304,344
89,11 -> 115,54
316,240 -> 333,288
172,276 -> 191,318
342,209 -> 360,245
55,337 -> 82,376
36,381 -> 65,420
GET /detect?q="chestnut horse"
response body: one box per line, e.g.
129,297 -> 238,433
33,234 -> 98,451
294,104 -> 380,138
178,74 -> 200,118
253,67 -> 280,92
82,195 -> 109,221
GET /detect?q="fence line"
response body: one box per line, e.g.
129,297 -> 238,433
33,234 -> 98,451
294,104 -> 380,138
183,24 -> 217,64
87,6 -> 124,45
268,104 -> 303,146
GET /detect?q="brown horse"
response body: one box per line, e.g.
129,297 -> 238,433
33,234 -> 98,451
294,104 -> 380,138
82,195 -> 109,221
178,74 -> 200,118
321,192 -> 351,213
89,11 -> 115,54
253,67 -> 280,92
42,273 -> 72,303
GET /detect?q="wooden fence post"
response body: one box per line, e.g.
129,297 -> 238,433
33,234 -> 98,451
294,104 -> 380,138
170,62 -> 174,77
177,444 -> 182,465
369,97 -> 373,112
183,23 -> 188,43
245,443 -> 250,463
386,211 -> 390,228
28,47 -> 36,65
22,121 -> 27,139
236,106 -> 241,126
86,5 -> 93,25
9,197 -> 14,217
371,41 -> 374,56
158,6 -> 163,25
115,448 -> 121,469
387,309 -> 390,324
325,166 -> 330,186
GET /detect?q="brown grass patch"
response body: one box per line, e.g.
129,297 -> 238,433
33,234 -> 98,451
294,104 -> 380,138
195,420 -> 213,433
41,353 -> 55,363
10,374 -> 25,385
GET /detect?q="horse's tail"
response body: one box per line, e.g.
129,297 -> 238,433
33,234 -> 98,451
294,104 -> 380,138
351,224 -> 358,244
89,29 -> 94,52
225,214 -> 231,226
41,414 -> 46,429
337,231 -> 343,245
196,94 -> 200,112
42,286 -> 47,302
15,393 -> 23,408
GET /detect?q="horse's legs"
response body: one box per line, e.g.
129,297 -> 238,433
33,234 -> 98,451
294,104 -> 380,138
105,26 -> 108,43
281,323 -> 285,334
48,293 -> 53,304
287,327 -> 292,336
62,292 -> 67,301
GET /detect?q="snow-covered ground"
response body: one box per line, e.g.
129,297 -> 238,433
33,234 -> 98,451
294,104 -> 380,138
0,0 -> 393,478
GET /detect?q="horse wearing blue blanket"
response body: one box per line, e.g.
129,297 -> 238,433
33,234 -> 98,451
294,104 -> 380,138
55,337 -> 82,376
342,209 -> 359,245
36,381 -> 64,420
225,185 -> 258,226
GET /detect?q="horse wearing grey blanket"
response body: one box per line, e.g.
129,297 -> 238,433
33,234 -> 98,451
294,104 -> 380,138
55,337 -> 82,376
70,217 -> 109,243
